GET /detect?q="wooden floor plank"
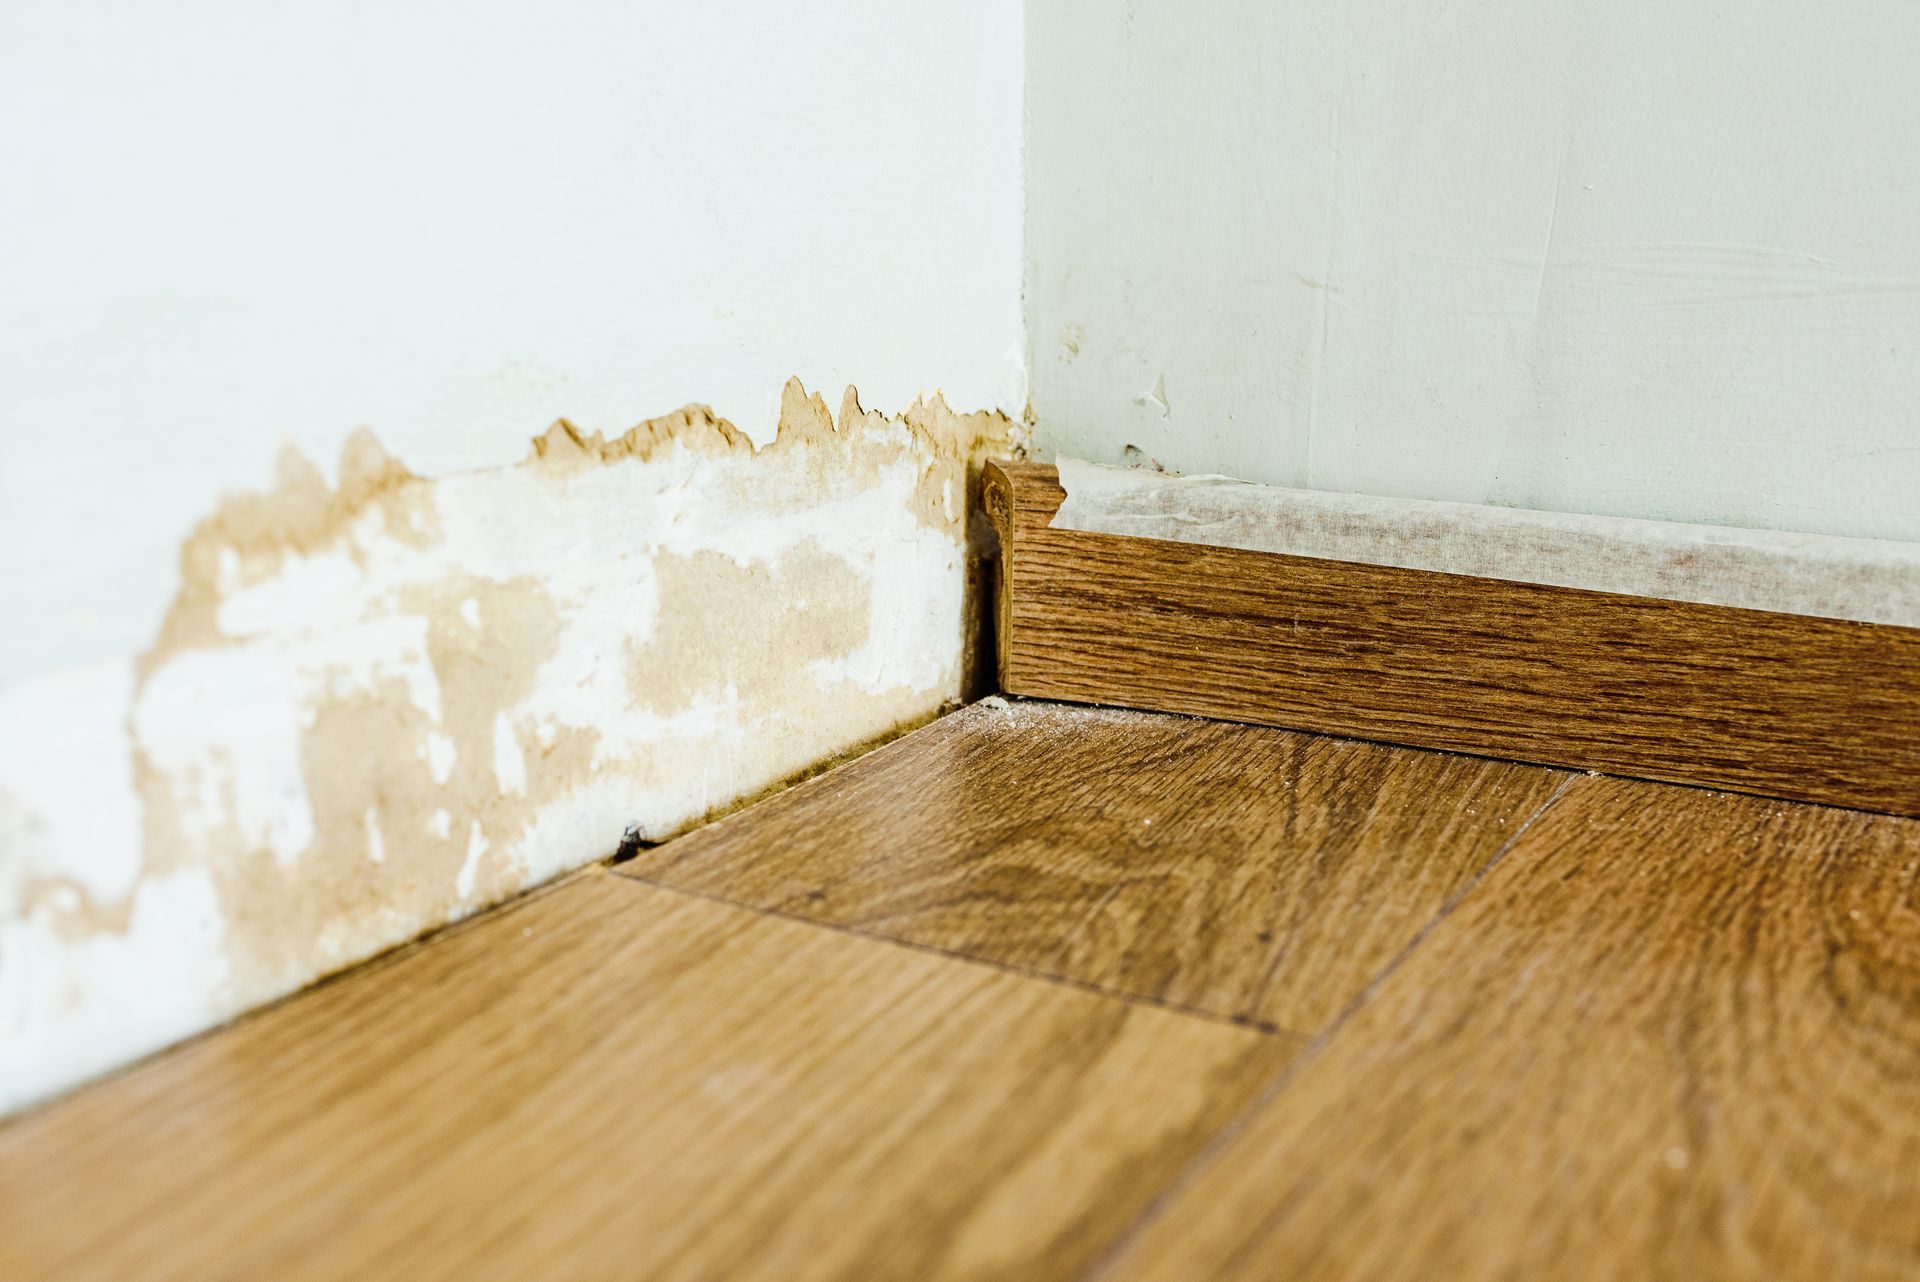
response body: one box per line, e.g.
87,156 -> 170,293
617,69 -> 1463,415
622,700 -> 1569,1036
1100,776 -> 1920,1282
0,870 -> 1298,1282
987,460 -> 1920,818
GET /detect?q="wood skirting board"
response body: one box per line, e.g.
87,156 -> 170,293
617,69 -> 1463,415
984,461 -> 1920,818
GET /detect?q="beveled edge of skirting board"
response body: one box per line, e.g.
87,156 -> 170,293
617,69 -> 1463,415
983,460 -> 1920,818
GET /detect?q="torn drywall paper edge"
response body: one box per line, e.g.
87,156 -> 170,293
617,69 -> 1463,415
1052,458 -> 1920,629
0,379 -> 1013,1117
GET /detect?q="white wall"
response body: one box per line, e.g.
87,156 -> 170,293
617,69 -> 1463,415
1026,0 -> 1920,543
1,0 -> 1022,1109
1,385 -> 1010,1115
0,0 -> 1024,685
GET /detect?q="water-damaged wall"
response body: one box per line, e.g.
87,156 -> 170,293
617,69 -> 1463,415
0,1 -> 1023,1114
0,0 -> 1024,685
0,382 -> 1012,1114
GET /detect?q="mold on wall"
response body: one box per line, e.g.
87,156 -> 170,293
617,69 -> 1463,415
0,380 -> 1012,1115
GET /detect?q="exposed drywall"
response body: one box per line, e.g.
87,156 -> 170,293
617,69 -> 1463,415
1026,0 -> 1920,542
1054,459 -> 1920,627
0,382 -> 1012,1115
0,0 -> 1024,685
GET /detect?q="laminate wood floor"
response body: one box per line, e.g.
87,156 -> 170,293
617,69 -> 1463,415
0,873 -> 1297,1282
4,700 -> 1917,1281
1104,775 -> 1920,1282
623,700 -> 1571,1034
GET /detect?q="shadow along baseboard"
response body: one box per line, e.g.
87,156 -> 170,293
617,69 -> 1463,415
984,461 -> 1920,818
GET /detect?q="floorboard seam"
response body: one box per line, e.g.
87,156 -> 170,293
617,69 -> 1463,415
608,869 -> 1302,1038
1073,771 -> 1582,1282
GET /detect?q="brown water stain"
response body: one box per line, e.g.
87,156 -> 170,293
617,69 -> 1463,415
626,543 -> 873,718
76,377 -> 1013,1018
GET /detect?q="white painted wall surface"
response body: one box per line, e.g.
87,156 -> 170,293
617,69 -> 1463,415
1,0 -> 1023,684
1026,0 -> 1920,542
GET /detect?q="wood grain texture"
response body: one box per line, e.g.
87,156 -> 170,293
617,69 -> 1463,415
1102,776 -> 1920,1282
623,699 -> 1569,1035
986,461 -> 1920,817
0,871 -> 1297,1282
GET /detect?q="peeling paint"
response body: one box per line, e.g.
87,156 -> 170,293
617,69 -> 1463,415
0,379 -> 1011,1114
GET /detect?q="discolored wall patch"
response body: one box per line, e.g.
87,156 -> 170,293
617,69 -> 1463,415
0,379 -> 1013,1114
627,544 -> 872,716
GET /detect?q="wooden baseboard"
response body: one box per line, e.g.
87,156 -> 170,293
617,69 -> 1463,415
985,461 -> 1920,818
